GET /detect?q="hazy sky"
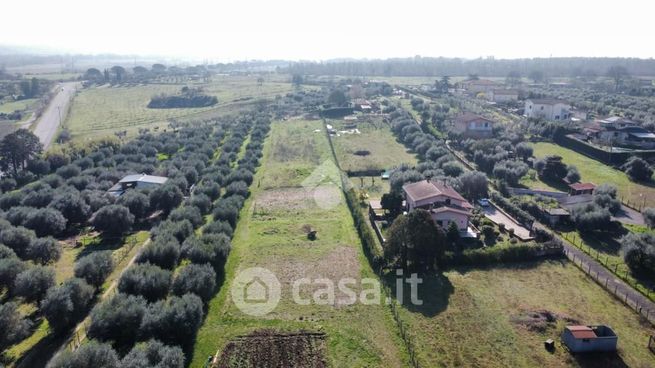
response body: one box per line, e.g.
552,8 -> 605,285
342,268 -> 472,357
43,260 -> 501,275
2,0 -> 654,61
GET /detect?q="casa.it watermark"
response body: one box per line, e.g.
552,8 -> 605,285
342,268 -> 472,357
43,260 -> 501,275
231,267 -> 422,316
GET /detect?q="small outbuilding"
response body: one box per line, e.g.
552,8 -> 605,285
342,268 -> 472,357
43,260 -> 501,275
562,325 -> 617,353
568,182 -> 596,196
108,174 -> 168,196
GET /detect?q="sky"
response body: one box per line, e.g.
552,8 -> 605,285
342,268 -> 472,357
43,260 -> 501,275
1,0 -> 654,61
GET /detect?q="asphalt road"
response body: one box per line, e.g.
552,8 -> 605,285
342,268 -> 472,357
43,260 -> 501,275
32,82 -> 78,150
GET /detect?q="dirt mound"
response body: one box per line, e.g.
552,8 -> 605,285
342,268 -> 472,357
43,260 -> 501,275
511,309 -> 579,333
215,329 -> 327,368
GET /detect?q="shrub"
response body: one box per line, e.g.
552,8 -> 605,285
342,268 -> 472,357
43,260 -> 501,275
117,191 -> 150,219
622,232 -> 655,277
643,207 -> 655,228
0,191 -> 25,210
1,226 -> 36,258
139,293 -> 204,347
493,160 -> 529,186
121,340 -> 184,368
75,251 -> 114,288
92,205 -> 134,235
183,234 -> 231,268
21,187 -> 54,208
0,257 -> 27,292
0,302 -> 32,350
152,219 -> 193,243
195,182 -> 221,201
202,220 -> 234,237
571,202 -> 612,232
24,207 -> 67,236
169,206 -> 203,228
189,193 -> 211,215
172,263 -> 216,302
442,243 -> 556,266
622,156 -> 653,181
0,244 -> 17,259
224,180 -> 249,198
565,165 -> 581,183
41,278 -> 95,334
27,236 -> 61,264
459,171 -> 488,199
6,206 -> 34,226
56,164 -> 81,179
49,341 -> 119,368
50,191 -> 92,224
88,293 -> 148,348
149,184 -> 183,214
118,263 -> 172,302
13,265 -> 55,303
442,161 -> 464,177
136,236 -> 180,270
212,200 -> 239,227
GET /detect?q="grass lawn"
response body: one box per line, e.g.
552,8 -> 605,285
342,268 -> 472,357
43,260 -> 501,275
64,76 -> 294,142
559,227 -> 655,303
330,117 -> 417,173
531,142 -> 655,208
0,98 -> 38,114
394,260 -> 655,367
191,119 -> 408,367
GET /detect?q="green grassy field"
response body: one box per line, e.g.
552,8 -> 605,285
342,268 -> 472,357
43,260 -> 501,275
330,117 -> 417,173
529,142 -> 655,208
191,120 -> 408,367
64,76 -> 294,142
395,260 -> 655,367
0,98 -> 37,114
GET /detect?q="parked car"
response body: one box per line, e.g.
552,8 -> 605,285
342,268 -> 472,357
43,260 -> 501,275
478,198 -> 490,207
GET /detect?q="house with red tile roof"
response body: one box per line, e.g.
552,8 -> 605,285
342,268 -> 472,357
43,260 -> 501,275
453,112 -> 495,138
402,179 -> 473,231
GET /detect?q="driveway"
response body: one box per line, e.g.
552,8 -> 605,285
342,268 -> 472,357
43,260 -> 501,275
32,82 -> 79,150
482,204 -> 533,240
613,205 -> 645,226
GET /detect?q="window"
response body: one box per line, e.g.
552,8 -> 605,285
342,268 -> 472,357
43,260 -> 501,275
437,220 -> 443,226
555,115 -> 560,120
540,106 -> 544,110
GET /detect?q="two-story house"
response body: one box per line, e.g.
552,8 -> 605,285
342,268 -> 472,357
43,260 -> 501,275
524,98 -> 571,120
453,112 -> 495,138
402,179 -> 473,231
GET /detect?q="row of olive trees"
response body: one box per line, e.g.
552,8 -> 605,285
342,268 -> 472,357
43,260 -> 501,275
51,113 -> 271,366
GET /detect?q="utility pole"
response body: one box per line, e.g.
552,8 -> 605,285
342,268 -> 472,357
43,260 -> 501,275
57,105 -> 62,127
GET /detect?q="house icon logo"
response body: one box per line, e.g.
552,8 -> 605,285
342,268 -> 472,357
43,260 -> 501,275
301,160 -> 352,210
231,267 -> 281,316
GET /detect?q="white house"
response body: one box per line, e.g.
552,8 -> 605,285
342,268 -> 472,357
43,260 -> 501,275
402,179 -> 473,231
488,89 -> 519,103
453,112 -> 494,138
524,98 -> 571,120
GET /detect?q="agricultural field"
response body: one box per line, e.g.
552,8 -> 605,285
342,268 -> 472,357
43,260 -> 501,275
191,119 -> 408,367
330,116 -> 418,173
0,98 -> 37,114
394,260 -> 655,367
526,142 -> 655,208
64,75 -> 295,143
